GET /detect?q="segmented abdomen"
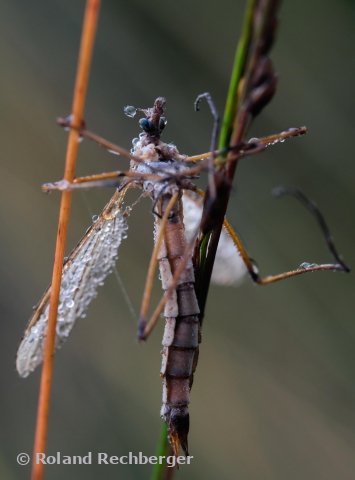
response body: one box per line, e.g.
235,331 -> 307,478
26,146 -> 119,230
156,193 -> 200,456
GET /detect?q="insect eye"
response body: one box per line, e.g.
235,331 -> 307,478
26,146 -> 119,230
139,118 -> 151,132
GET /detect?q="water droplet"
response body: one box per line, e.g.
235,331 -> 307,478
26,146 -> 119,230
66,299 -> 75,309
299,262 -> 318,269
250,258 -> 260,275
124,105 -> 137,118
92,214 -> 99,222
63,114 -> 73,132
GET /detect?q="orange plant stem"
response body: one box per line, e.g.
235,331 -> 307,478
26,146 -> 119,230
31,1 -> 101,479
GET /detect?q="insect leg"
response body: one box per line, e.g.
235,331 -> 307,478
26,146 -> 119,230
57,116 -> 143,163
194,92 -> 220,199
140,232 -> 198,341
150,183 -> 172,218
223,188 -> 350,285
138,192 -> 180,340
184,126 -> 307,163
42,171 -> 162,192
194,92 -> 220,154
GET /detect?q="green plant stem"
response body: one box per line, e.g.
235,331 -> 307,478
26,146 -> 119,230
151,423 -> 169,480
218,0 -> 256,153
196,0 -> 258,317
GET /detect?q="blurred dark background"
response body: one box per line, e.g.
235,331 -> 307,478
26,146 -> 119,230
0,1 -> 354,479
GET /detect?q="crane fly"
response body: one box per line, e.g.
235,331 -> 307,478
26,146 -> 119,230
16,97 -> 349,457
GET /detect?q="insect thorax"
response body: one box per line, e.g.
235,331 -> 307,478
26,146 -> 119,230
130,135 -> 189,198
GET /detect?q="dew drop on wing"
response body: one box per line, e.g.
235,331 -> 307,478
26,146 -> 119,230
16,208 -> 128,378
65,299 -> 75,309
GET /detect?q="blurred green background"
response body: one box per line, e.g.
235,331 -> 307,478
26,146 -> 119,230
0,0 -> 354,479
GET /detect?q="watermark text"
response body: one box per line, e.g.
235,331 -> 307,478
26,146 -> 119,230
17,451 -> 193,468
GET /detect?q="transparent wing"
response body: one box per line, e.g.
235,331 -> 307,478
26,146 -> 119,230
16,190 -> 128,378
182,192 -> 246,286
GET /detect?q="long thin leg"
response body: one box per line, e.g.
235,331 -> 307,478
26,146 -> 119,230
42,170 -> 164,192
43,126 -> 308,194
42,162 -> 205,194
194,92 -> 220,198
223,187 -> 350,285
164,126 -> 307,187
137,192 -> 180,340
59,114 -> 305,165
57,116 -> 146,163
139,185 -> 345,340
185,126 -> 307,162
272,187 -> 350,272
194,93 -> 220,155
140,231 -> 198,341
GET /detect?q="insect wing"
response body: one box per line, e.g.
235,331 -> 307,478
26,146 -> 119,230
16,192 -> 128,378
182,192 -> 246,286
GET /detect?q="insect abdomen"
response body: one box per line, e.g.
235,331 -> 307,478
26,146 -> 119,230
157,194 -> 201,456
